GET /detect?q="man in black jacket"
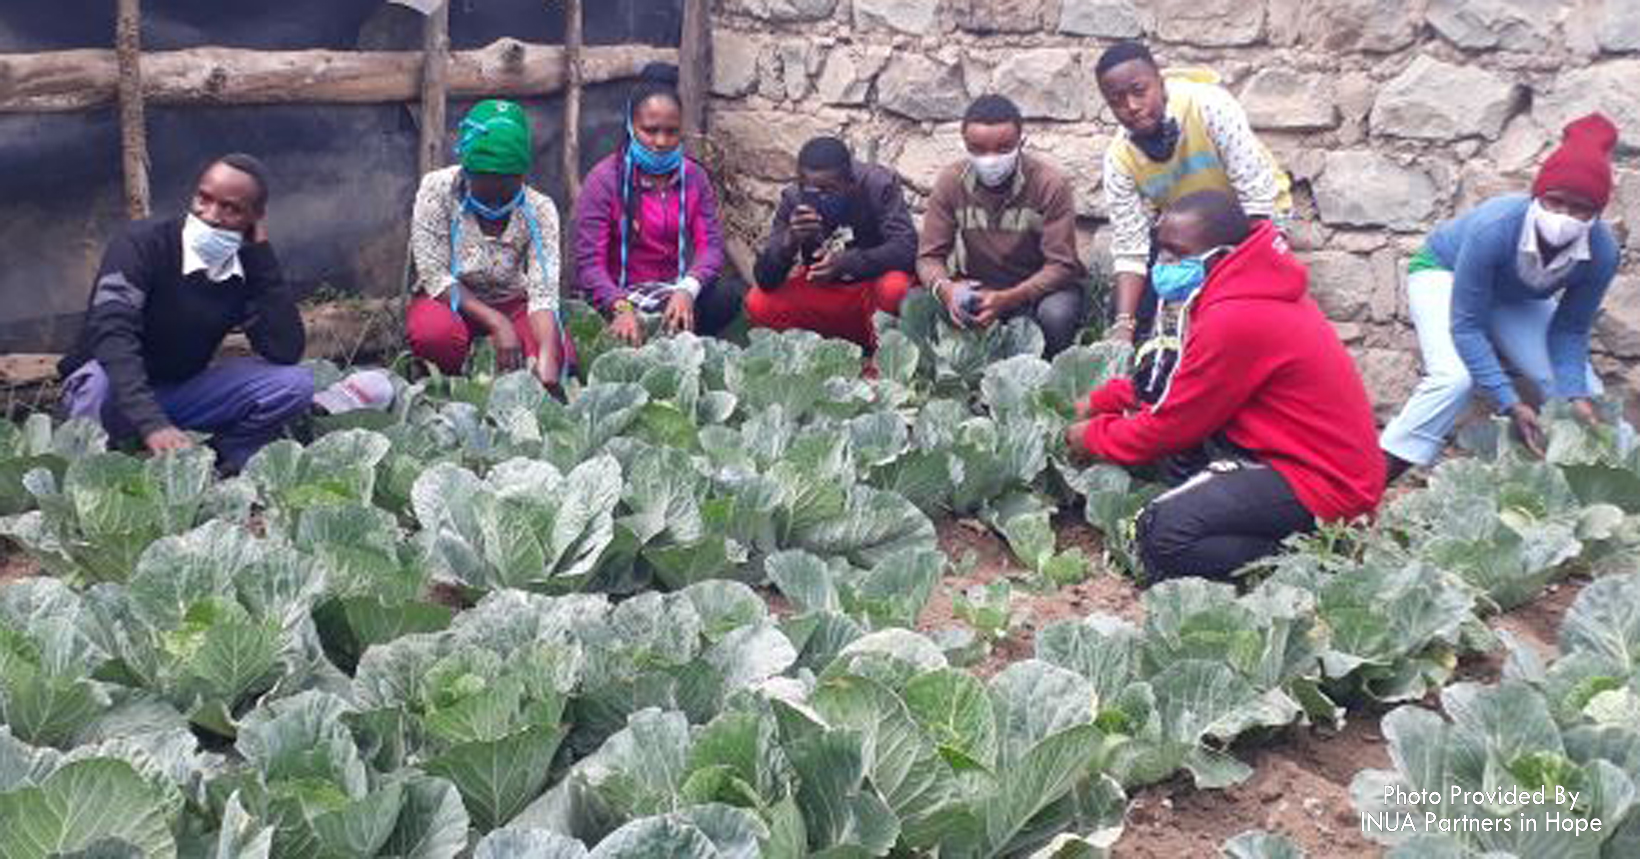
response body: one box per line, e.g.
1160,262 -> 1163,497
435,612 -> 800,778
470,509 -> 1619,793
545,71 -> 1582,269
745,136 -> 918,349
58,154 -> 311,473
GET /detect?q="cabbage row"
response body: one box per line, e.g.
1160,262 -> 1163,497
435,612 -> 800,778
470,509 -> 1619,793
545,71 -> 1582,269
1,295 -> 1639,857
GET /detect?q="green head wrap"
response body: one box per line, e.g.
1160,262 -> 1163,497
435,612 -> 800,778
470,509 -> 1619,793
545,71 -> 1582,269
458,100 -> 533,175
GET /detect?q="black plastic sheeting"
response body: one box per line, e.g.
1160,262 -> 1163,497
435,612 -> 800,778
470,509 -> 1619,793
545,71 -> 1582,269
0,0 -> 683,352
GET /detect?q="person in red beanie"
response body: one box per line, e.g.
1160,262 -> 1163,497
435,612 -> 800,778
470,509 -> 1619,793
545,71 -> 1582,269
1381,113 -> 1622,479
746,136 -> 918,349
1066,191 -> 1384,583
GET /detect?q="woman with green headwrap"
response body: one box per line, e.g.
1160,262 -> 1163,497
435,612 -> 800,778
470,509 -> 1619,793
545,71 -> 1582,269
408,99 -> 567,386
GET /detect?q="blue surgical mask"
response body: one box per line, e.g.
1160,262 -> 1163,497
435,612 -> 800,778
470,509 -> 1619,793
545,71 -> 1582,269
184,213 -> 244,276
463,188 -> 524,221
1151,247 -> 1230,302
627,122 -> 684,175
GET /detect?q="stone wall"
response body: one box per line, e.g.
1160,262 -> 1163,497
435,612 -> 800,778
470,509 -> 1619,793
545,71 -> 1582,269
704,0 -> 1640,418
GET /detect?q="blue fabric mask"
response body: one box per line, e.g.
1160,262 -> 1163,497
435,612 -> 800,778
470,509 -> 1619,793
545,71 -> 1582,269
815,191 -> 849,224
462,188 -> 525,222
617,120 -> 690,292
627,123 -> 684,175
1151,247 -> 1230,302
1150,258 -> 1205,302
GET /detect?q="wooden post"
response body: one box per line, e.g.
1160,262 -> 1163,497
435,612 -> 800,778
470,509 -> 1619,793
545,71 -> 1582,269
561,0 -> 583,202
116,0 -> 149,219
560,0 -> 585,295
417,0 -> 451,176
678,0 -> 710,140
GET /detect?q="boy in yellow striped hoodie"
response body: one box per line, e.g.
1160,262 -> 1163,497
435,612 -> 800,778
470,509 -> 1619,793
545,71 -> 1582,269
1097,41 -> 1292,360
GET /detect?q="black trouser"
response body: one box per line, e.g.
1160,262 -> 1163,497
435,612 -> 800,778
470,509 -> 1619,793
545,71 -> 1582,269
1134,461 -> 1315,583
695,275 -> 746,337
990,285 -> 1086,357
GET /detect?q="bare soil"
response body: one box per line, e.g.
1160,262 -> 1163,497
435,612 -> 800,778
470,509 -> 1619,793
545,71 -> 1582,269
0,542 -> 38,587
1459,575 -> 1587,685
1490,577 -> 1583,659
1118,715 -> 1393,858
921,515 -> 1143,678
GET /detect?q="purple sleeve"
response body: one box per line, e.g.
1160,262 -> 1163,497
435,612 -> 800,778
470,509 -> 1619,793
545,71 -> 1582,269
685,162 -> 726,286
574,157 -> 624,312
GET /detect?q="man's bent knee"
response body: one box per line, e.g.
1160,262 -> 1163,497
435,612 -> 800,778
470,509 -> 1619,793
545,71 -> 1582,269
1134,498 -> 1198,582
1035,290 -> 1087,355
255,364 -> 316,423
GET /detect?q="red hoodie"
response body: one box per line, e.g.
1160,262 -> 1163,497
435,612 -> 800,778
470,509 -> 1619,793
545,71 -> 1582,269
1083,221 -> 1385,521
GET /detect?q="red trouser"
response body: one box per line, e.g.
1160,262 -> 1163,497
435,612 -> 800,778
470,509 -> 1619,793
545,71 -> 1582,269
744,270 -> 915,349
406,293 -> 540,375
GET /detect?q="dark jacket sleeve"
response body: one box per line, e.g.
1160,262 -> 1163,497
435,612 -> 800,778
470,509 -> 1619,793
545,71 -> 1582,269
84,228 -> 170,437
754,187 -> 801,290
241,242 -> 306,365
834,169 -> 918,283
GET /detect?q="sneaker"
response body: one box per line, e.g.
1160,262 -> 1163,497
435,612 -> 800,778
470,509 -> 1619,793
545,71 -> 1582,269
314,369 -> 395,415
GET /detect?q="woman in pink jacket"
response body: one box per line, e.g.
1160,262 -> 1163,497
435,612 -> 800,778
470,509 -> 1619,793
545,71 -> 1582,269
573,64 -> 739,345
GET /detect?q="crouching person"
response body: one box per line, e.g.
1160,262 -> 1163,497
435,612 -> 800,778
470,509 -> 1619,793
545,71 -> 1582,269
745,136 -> 918,349
59,154 -> 312,474
1066,191 -> 1384,582
918,95 -> 1088,356
406,99 -> 567,386
1380,114 -> 1621,479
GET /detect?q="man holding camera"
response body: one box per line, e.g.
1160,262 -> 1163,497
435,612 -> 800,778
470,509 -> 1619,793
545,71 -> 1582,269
917,95 -> 1087,356
746,136 -> 919,349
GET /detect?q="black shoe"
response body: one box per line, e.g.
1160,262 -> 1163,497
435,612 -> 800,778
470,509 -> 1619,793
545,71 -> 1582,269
1384,450 -> 1414,484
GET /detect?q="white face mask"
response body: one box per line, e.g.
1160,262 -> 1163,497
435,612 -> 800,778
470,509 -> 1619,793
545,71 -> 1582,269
184,213 -> 244,276
970,147 -> 1021,188
1531,199 -> 1592,249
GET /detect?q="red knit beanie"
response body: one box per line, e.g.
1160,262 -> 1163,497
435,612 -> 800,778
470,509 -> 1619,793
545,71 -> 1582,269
1533,113 -> 1619,209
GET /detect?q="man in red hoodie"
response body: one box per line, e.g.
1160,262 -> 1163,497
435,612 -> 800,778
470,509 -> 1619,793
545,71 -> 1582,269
1067,191 -> 1384,582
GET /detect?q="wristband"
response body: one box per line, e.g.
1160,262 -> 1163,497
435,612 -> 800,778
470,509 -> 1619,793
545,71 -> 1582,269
677,276 -> 702,299
612,299 -> 635,316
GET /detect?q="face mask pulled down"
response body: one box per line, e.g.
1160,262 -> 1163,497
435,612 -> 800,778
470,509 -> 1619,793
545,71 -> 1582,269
627,119 -> 684,176
1133,117 -> 1182,163
970,147 -> 1021,188
184,213 -> 245,281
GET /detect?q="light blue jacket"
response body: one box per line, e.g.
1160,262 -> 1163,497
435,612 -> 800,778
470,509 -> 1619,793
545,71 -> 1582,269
1426,193 -> 1620,409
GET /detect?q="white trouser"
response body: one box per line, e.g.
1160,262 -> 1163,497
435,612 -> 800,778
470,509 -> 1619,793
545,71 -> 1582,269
1379,269 -> 1601,465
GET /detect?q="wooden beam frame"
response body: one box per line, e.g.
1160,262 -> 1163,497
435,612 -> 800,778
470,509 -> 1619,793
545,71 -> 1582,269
0,40 -> 679,113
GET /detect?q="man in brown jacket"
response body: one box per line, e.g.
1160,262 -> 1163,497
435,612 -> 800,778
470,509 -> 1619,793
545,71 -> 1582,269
917,94 -> 1088,355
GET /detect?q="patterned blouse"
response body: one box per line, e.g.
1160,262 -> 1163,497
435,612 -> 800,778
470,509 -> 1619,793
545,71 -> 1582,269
410,165 -> 561,314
